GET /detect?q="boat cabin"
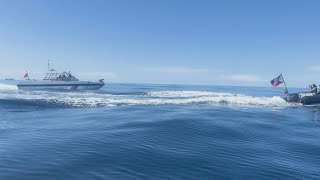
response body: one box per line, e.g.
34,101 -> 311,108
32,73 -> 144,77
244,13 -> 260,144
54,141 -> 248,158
43,69 -> 79,82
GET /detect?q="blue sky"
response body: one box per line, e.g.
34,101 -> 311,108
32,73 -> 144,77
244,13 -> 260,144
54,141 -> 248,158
0,0 -> 320,87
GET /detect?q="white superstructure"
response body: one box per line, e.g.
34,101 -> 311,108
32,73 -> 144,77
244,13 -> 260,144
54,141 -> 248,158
17,63 -> 105,91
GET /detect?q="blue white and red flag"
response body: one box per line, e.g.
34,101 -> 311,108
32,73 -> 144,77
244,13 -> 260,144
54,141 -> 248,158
270,74 -> 284,87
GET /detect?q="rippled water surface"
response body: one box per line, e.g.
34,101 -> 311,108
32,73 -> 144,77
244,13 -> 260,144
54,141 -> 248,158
0,81 -> 319,179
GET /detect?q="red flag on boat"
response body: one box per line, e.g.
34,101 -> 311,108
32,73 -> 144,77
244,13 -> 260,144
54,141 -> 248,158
23,72 -> 29,78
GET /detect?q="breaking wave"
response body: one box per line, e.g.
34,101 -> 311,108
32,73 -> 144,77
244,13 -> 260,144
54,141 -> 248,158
0,89 -> 288,108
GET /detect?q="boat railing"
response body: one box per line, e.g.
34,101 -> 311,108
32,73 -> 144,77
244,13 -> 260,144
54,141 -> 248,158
43,69 -> 79,82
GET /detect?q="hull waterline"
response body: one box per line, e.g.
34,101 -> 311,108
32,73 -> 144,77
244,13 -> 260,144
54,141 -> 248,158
17,81 -> 105,91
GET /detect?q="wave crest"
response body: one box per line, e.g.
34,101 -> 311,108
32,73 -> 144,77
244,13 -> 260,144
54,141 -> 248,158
0,90 -> 288,108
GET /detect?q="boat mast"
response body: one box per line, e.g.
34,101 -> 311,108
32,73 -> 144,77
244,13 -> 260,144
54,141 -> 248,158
281,73 -> 289,94
48,59 -> 50,71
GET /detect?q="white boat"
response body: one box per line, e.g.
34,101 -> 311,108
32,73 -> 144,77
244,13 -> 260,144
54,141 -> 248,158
17,64 -> 105,91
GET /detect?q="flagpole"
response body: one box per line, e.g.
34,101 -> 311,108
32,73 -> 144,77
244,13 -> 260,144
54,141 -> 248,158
281,73 -> 289,94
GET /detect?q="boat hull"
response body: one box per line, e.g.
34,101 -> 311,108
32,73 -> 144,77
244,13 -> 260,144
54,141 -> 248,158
285,92 -> 320,105
17,81 -> 105,91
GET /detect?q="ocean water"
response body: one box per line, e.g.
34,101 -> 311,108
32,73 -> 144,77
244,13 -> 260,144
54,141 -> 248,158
0,81 -> 319,179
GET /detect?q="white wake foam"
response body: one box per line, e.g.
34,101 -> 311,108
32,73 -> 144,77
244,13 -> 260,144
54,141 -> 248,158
148,91 -> 233,98
0,90 -> 288,107
0,83 -> 18,90
149,91 -> 287,106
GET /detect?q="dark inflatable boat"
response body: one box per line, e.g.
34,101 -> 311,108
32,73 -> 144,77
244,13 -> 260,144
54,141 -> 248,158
285,92 -> 320,105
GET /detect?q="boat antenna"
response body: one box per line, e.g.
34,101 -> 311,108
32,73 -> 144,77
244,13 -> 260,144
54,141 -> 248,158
48,60 -> 50,71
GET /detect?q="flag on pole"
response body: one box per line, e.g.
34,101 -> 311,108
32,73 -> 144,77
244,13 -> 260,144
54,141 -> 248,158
23,71 -> 29,79
270,74 -> 284,87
